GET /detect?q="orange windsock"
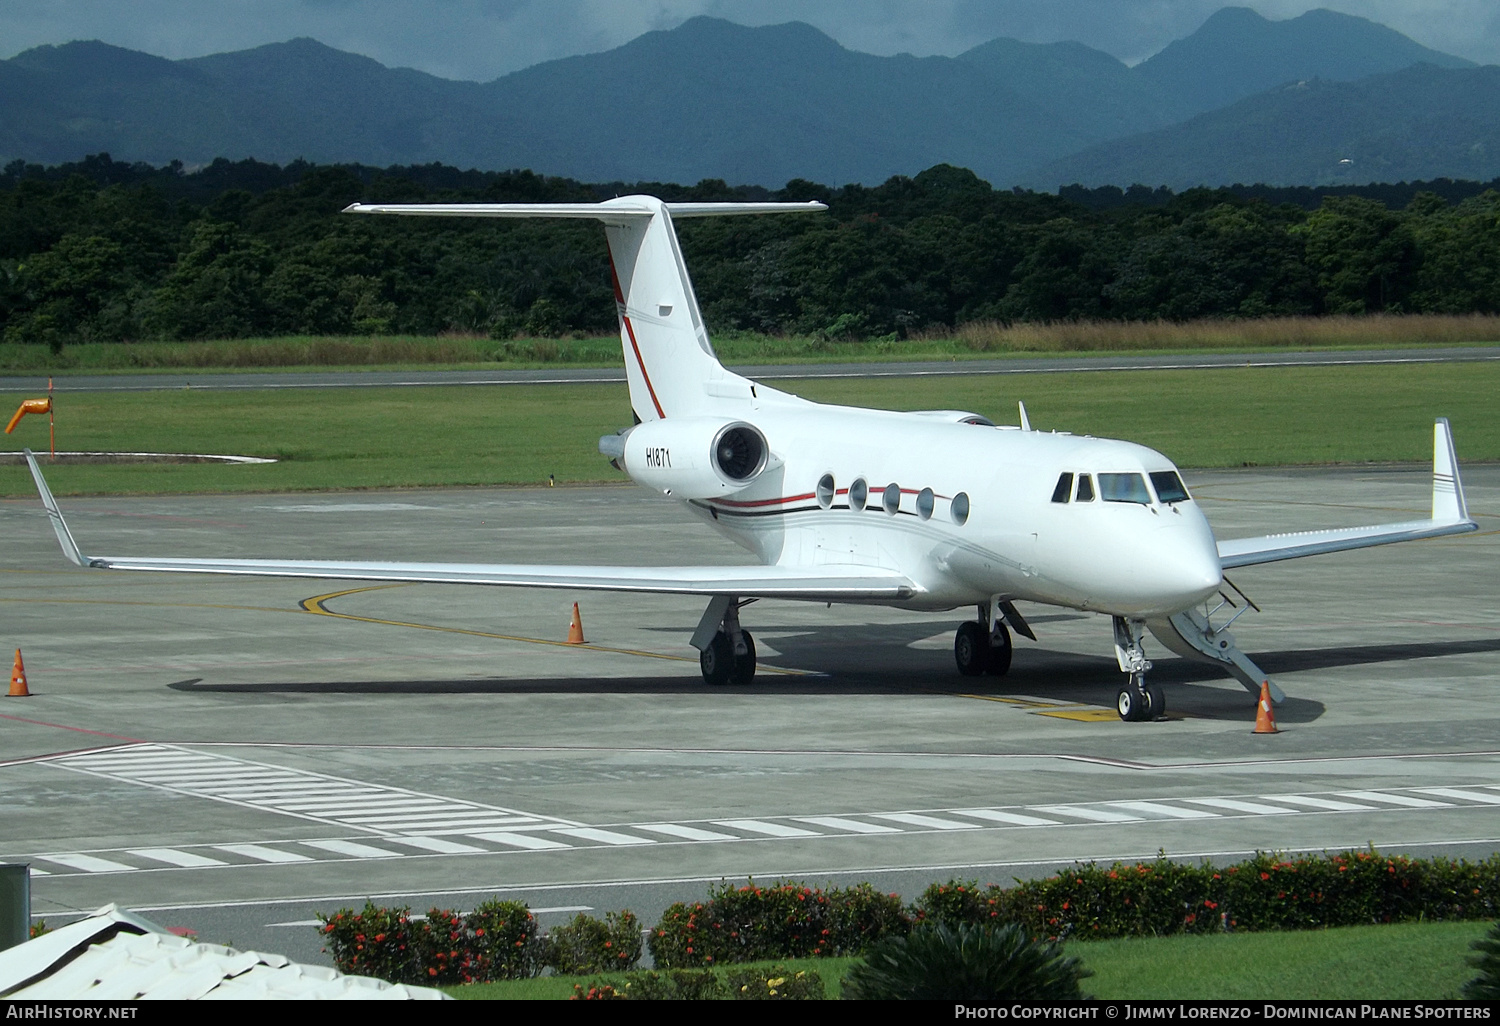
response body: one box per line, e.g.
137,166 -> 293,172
5,397 -> 52,434
1253,680 -> 1279,734
566,603 -> 586,645
9,649 -> 30,697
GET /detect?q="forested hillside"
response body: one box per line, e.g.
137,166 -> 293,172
4,156 -> 1500,348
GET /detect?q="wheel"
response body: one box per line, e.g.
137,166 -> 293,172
1116,685 -> 1147,722
1144,682 -> 1165,719
985,622 -> 1012,676
700,631 -> 733,686
728,630 -> 757,686
954,621 -> 989,677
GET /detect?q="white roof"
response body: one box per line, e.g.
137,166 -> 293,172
0,904 -> 449,1001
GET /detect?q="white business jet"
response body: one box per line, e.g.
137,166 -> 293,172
22,196 -> 1478,720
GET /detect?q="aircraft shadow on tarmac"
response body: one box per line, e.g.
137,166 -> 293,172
163,617 -> 1500,725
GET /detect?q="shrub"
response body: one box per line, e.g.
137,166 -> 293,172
546,910 -> 643,974
724,965 -> 825,1000
571,966 -> 825,1000
320,899 -> 539,985
841,922 -> 1092,1001
319,902 -> 417,983
648,880 -> 911,968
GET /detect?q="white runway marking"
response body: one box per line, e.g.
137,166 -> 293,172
18,743 -> 1500,877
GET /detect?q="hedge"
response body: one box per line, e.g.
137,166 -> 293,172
316,848 -> 1500,984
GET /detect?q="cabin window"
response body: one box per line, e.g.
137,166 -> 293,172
850,477 -> 868,511
883,482 -> 901,515
916,487 -> 935,520
1099,472 -> 1152,504
1075,474 -> 1095,502
1150,471 -> 1191,504
951,491 -> 970,526
817,473 -> 835,509
1051,473 -> 1074,503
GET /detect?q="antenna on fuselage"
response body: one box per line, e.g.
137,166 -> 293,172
1018,401 -> 1031,431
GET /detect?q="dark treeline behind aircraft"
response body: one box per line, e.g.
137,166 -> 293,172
4,156 -> 1500,347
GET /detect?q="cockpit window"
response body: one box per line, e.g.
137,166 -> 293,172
1051,473 -> 1073,503
1099,472 -> 1151,504
1075,474 -> 1094,502
1150,471 -> 1190,504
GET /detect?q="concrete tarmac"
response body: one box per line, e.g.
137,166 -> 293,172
1,464 -> 1497,966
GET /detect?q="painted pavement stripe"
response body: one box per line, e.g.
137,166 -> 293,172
127,848 -> 227,868
395,836 -> 486,854
633,824 -> 739,841
467,832 -> 571,850
1107,801 -> 1220,820
713,819 -> 820,838
951,809 -> 1060,827
1338,791 -> 1453,809
1414,788 -> 1500,805
215,843 -> 314,864
1265,795 -> 1376,812
872,812 -> 975,830
552,828 -> 655,846
1031,805 -> 1143,823
41,853 -> 135,873
1186,798 -> 1299,815
302,839 -> 404,859
795,817 -> 902,834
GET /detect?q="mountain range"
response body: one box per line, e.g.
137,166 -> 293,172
0,6 -> 1489,189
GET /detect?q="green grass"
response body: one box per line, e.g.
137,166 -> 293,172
435,923 -> 1486,999
2,361 -> 1495,497
1077,921 -> 1488,1000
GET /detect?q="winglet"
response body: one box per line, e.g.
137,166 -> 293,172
23,449 -> 88,567
1433,418 -> 1470,523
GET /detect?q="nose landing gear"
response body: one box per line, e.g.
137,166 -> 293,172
1113,616 -> 1164,721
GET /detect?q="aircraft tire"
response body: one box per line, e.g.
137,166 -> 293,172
1145,682 -> 1166,719
700,632 -> 734,686
954,621 -> 989,677
729,630 -> 757,686
1116,686 -> 1147,722
985,622 -> 1013,676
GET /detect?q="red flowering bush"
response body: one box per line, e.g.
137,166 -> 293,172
319,898 -> 538,984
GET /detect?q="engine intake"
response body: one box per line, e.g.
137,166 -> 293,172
619,417 -> 773,498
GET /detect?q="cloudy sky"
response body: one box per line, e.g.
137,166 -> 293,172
3,0 -> 1496,80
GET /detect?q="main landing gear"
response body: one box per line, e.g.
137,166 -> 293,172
954,603 -> 1013,677
694,595 -> 756,686
1113,616 -> 1164,722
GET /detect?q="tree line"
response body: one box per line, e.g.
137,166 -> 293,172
4,154 -> 1500,348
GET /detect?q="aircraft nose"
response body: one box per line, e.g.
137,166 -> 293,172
1130,521 -> 1223,613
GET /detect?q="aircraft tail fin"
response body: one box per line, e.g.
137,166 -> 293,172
345,197 -> 825,421
1433,417 -> 1468,522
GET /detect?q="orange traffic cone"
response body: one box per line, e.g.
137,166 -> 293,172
566,603 -> 586,645
1252,680 -> 1279,734
9,649 -> 30,697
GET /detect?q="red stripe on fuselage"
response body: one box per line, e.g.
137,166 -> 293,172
707,492 -> 817,508
608,251 -> 666,419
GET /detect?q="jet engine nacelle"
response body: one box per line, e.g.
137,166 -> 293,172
621,417 -> 772,498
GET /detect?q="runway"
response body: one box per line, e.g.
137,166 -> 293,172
2,345 -> 1497,393
1,464 -> 1496,966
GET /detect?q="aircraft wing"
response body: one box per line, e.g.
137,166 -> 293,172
1216,418 -> 1478,569
21,451 -> 915,601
